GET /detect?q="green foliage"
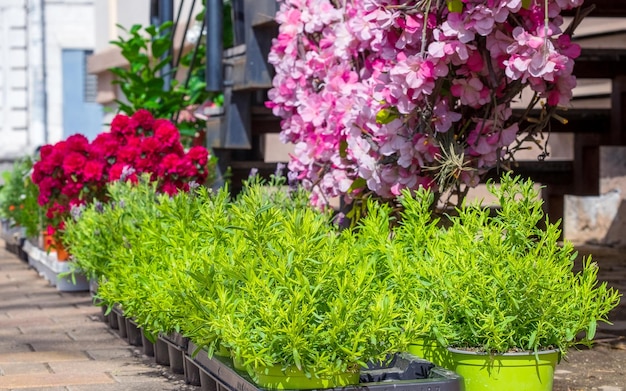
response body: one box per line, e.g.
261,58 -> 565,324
396,173 -> 621,355
0,157 -> 42,237
109,2 -> 236,144
64,170 -> 620,380
109,22 -> 217,143
193,179 -> 407,378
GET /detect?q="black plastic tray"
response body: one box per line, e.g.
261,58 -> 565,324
189,344 -> 463,391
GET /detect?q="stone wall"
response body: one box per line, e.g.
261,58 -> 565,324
564,146 -> 626,247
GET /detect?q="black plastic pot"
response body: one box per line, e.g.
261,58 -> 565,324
141,331 -> 155,357
126,319 -> 143,347
108,310 -> 119,330
155,337 -> 170,366
100,305 -> 109,323
115,311 -> 128,339
160,332 -> 188,375
191,350 -> 463,391
183,354 -> 202,386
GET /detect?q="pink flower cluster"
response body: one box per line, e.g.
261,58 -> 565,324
267,0 -> 583,206
32,110 -> 212,237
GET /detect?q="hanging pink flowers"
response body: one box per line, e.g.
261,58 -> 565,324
267,0 -> 586,207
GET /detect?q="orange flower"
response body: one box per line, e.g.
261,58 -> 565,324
8,205 -> 15,211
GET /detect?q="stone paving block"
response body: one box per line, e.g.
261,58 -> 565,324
0,373 -> 114,389
0,342 -> 35,353
15,329 -> 71,343
66,331 -> 120,343
66,381 -> 194,391
0,362 -> 51,375
1,317 -> 54,328
98,368 -> 165,383
45,307 -> 99,319
0,351 -> 89,364
20,320 -> 103,334
84,347 -> 134,361
47,360 -> 149,375
0,326 -> 22,337
0,292 -> 38,303
28,340 -> 127,353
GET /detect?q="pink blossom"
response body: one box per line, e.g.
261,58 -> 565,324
267,0 -> 584,207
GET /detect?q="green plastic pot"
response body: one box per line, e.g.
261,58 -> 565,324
408,339 -> 454,370
447,348 -> 559,391
251,365 -> 359,390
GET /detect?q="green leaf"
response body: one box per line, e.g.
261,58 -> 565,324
447,0 -> 463,13
348,177 -> 366,194
151,39 -> 171,59
587,318 -> 597,340
375,108 -> 398,125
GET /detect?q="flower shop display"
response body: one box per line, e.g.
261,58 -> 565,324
31,109 -> 214,261
64,166 -> 619,390
66,174 -> 460,389
267,0 -> 590,209
394,173 -> 620,390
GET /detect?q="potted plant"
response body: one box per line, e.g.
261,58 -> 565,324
395,173 -> 620,390
187,178 -> 410,389
33,109 -> 214,260
0,157 -> 42,255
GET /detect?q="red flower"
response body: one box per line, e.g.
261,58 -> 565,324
92,133 -> 119,160
161,181 -> 179,196
117,145 -> 141,164
177,156 -> 199,177
66,134 -> 89,152
61,181 -> 84,198
32,162 -> 45,184
63,152 -> 87,176
111,114 -> 130,134
36,177 -> 61,205
32,110 -> 216,246
108,162 -> 127,182
83,160 -> 105,182
131,109 -> 155,133
141,137 -> 161,156
154,121 -> 181,146
39,145 -> 54,160
187,146 -> 209,166
159,153 -> 180,176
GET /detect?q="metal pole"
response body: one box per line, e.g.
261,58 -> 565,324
158,0 -> 174,91
206,0 -> 223,92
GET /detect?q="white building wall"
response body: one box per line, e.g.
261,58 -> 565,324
0,0 -> 29,160
0,0 -> 97,161
42,1 -> 96,145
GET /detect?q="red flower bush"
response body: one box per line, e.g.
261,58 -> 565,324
32,110 -> 214,241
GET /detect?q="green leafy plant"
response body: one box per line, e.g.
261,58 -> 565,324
189,178 -> 409,382
109,22 -> 217,144
109,1 -> 235,145
396,173 -> 621,355
0,157 -> 42,238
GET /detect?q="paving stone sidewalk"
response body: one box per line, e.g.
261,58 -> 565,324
0,242 -> 197,391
